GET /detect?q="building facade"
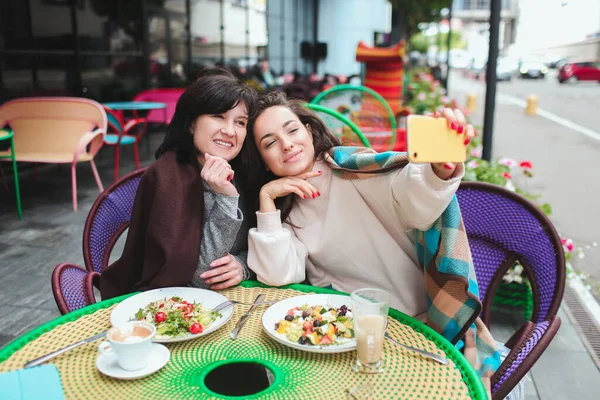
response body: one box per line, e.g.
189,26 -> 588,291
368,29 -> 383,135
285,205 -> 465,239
266,0 -> 391,77
0,0 -> 395,104
452,0 -> 519,57
0,0 -> 269,103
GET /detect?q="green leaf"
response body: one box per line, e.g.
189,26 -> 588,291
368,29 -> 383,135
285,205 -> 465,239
135,309 -> 143,320
539,203 -> 552,216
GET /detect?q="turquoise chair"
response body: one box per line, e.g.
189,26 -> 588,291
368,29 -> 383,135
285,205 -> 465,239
103,107 -> 147,182
0,128 -> 22,219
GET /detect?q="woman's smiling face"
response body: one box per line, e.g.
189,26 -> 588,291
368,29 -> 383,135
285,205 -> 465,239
253,106 -> 315,177
192,101 -> 248,163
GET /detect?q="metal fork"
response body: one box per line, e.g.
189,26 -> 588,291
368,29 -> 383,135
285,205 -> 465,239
211,299 -> 277,313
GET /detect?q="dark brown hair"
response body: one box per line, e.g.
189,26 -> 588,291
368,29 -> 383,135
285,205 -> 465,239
242,92 -> 341,226
155,67 -> 257,168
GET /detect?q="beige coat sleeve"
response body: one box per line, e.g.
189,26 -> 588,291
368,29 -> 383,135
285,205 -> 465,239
248,210 -> 308,286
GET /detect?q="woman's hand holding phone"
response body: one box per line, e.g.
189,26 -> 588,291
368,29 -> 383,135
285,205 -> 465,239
407,108 -> 475,180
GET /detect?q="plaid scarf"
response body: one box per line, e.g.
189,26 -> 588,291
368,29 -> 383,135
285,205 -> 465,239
325,147 -> 500,394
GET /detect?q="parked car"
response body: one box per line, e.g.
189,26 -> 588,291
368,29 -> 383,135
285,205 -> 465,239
558,60 -> 600,83
555,58 -> 571,70
519,61 -> 548,79
497,56 -> 518,81
469,57 -> 487,80
468,56 -> 517,81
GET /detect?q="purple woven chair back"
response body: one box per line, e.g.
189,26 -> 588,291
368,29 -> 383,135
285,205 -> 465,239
83,169 -> 146,274
456,182 -> 565,325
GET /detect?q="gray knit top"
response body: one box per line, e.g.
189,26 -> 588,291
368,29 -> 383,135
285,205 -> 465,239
190,179 -> 253,288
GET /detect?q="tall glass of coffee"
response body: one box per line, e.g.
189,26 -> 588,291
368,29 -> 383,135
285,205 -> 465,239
350,288 -> 390,374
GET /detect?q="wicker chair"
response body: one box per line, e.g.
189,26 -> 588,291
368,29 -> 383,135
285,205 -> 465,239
456,181 -> 565,399
51,169 -> 145,314
311,84 -> 397,152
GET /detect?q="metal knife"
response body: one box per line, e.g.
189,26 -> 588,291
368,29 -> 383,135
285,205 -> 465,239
230,294 -> 265,340
24,330 -> 108,369
384,332 -> 449,365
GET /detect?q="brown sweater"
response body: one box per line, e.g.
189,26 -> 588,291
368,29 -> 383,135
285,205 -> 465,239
99,151 -> 205,299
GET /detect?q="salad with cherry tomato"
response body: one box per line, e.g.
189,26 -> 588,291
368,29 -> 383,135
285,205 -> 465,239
274,304 -> 354,346
135,296 -> 220,338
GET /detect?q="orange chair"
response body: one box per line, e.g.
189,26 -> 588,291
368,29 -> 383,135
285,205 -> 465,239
0,97 -> 107,212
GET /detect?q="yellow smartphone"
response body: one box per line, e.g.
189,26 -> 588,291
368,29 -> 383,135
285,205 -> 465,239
406,115 -> 466,163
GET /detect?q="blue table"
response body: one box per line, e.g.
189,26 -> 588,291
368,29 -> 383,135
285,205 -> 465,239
103,101 -> 167,111
103,101 -> 168,124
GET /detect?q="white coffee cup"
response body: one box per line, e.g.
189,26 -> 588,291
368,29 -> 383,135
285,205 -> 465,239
98,321 -> 156,371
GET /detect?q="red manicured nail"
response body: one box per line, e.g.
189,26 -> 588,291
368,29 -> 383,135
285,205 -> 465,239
457,126 -> 464,134
317,170 -> 322,174
444,163 -> 453,170
311,194 -> 316,198
317,191 -> 321,196
450,122 -> 458,130
303,195 -> 306,199
464,139 -> 470,145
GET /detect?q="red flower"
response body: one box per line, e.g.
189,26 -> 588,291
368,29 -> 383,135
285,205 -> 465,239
502,172 -> 512,180
519,160 -> 533,169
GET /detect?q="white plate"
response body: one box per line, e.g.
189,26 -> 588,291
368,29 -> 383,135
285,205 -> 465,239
96,343 -> 170,380
110,287 -> 234,343
261,294 -> 356,353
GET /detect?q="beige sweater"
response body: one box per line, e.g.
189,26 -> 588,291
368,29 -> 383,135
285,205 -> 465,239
248,160 -> 464,317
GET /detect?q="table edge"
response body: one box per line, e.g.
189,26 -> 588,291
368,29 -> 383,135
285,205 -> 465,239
0,282 -> 487,400
102,102 -> 167,110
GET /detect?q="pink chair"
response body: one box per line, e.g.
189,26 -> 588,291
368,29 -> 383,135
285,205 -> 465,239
132,88 -> 184,125
0,97 -> 107,212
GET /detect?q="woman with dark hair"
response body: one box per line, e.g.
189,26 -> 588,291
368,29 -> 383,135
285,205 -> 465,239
245,92 -> 473,309
243,93 -> 503,392
100,68 -> 257,299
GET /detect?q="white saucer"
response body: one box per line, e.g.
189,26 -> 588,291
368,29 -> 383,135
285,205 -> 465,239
96,343 -> 170,380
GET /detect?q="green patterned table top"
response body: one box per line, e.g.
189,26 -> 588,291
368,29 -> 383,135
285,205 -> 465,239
0,282 -> 486,399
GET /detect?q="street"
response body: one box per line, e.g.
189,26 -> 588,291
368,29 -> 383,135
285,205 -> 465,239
449,69 -> 600,293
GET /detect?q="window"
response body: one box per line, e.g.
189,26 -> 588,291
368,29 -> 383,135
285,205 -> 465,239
476,0 -> 490,10
1,1 -> 72,51
76,0 -> 143,52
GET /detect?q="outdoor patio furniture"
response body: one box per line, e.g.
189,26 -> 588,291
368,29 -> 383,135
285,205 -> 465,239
0,129 -> 22,219
0,97 -> 107,212
304,103 -> 370,147
83,168 -> 145,275
103,106 -> 147,182
4,283 -> 488,400
51,263 -> 99,315
51,169 -> 145,314
456,181 -> 566,400
311,84 -> 398,152
132,88 -> 184,125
